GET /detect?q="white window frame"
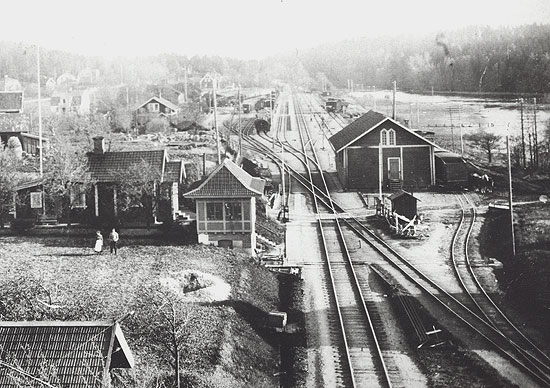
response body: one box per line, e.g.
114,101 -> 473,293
380,129 -> 388,146
148,102 -> 160,112
388,129 -> 396,145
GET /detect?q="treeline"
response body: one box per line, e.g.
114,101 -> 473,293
300,24 -> 550,93
1,24 -> 550,94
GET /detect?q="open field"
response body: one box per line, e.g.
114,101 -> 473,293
0,236 -> 282,387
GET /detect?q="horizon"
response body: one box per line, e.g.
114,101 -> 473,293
2,0 -> 550,60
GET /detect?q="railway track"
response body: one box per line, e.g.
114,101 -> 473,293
452,194 -> 550,376
292,92 -> 395,388
230,91 -> 550,387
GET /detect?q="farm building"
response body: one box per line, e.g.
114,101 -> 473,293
135,96 -> 180,126
328,110 -> 436,191
0,321 -> 134,387
183,158 -> 265,255
434,151 -> 470,188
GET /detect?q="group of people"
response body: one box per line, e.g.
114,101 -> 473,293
94,228 -> 119,254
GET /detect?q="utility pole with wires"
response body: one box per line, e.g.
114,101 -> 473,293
213,77 -> 221,164
238,84 -> 242,157
506,125 -> 516,256
37,45 -> 43,179
36,45 -> 46,217
519,98 -> 526,168
533,97 -> 539,169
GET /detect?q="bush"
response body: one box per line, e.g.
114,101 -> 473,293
10,218 -> 35,233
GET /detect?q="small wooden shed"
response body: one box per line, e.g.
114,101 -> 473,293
0,321 -> 134,387
183,159 -> 265,255
387,190 -> 420,220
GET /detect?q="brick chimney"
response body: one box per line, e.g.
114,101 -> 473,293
93,136 -> 105,154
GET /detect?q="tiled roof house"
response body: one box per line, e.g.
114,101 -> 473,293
87,136 -> 184,222
0,321 -> 134,387
184,159 -> 265,254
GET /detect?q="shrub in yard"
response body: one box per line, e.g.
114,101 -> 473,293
10,218 -> 35,233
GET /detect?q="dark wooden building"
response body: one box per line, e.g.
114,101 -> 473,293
183,159 -> 265,255
87,137 -> 184,224
328,110 -> 436,191
434,151 -> 469,187
387,190 -> 420,220
0,131 -> 49,155
135,96 -> 180,126
0,321 -> 134,387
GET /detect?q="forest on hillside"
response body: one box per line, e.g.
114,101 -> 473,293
1,24 -> 549,94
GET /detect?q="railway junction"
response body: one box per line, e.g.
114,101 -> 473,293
231,89 -> 550,387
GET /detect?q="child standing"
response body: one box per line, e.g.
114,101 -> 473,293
109,228 -> 119,255
94,231 -> 103,254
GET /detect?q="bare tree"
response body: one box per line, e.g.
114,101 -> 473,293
0,144 -> 22,228
466,131 -> 502,164
42,137 -> 92,225
130,281 -> 196,388
111,160 -> 163,226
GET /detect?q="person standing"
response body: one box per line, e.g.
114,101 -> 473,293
109,228 -> 119,255
94,231 -> 103,254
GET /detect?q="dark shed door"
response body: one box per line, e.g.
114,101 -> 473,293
388,158 -> 400,180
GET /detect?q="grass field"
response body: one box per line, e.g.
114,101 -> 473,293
0,236 -> 282,387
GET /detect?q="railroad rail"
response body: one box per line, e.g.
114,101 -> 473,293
293,92 -> 395,387
230,91 -> 550,387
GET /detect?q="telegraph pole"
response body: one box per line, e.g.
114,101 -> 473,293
392,81 -> 397,120
506,126 -> 516,256
37,45 -> 45,216
238,84 -> 242,157
183,66 -> 188,102
519,98 -> 525,167
533,97 -> 538,169
213,77 -> 221,164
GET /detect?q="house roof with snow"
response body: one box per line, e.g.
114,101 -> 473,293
0,321 -> 134,388
184,158 -> 265,198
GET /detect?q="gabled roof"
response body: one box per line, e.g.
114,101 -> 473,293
184,158 -> 265,198
387,189 -> 420,202
88,149 -> 167,182
136,96 -> 179,112
165,160 -> 184,183
328,110 -> 437,153
0,321 -> 134,388
14,178 -> 43,191
0,92 -> 23,113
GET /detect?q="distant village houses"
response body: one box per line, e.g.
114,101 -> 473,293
134,96 -> 180,127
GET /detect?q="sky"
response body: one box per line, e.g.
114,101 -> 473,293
3,0 -> 550,59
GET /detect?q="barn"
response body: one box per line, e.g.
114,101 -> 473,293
328,110 -> 436,191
